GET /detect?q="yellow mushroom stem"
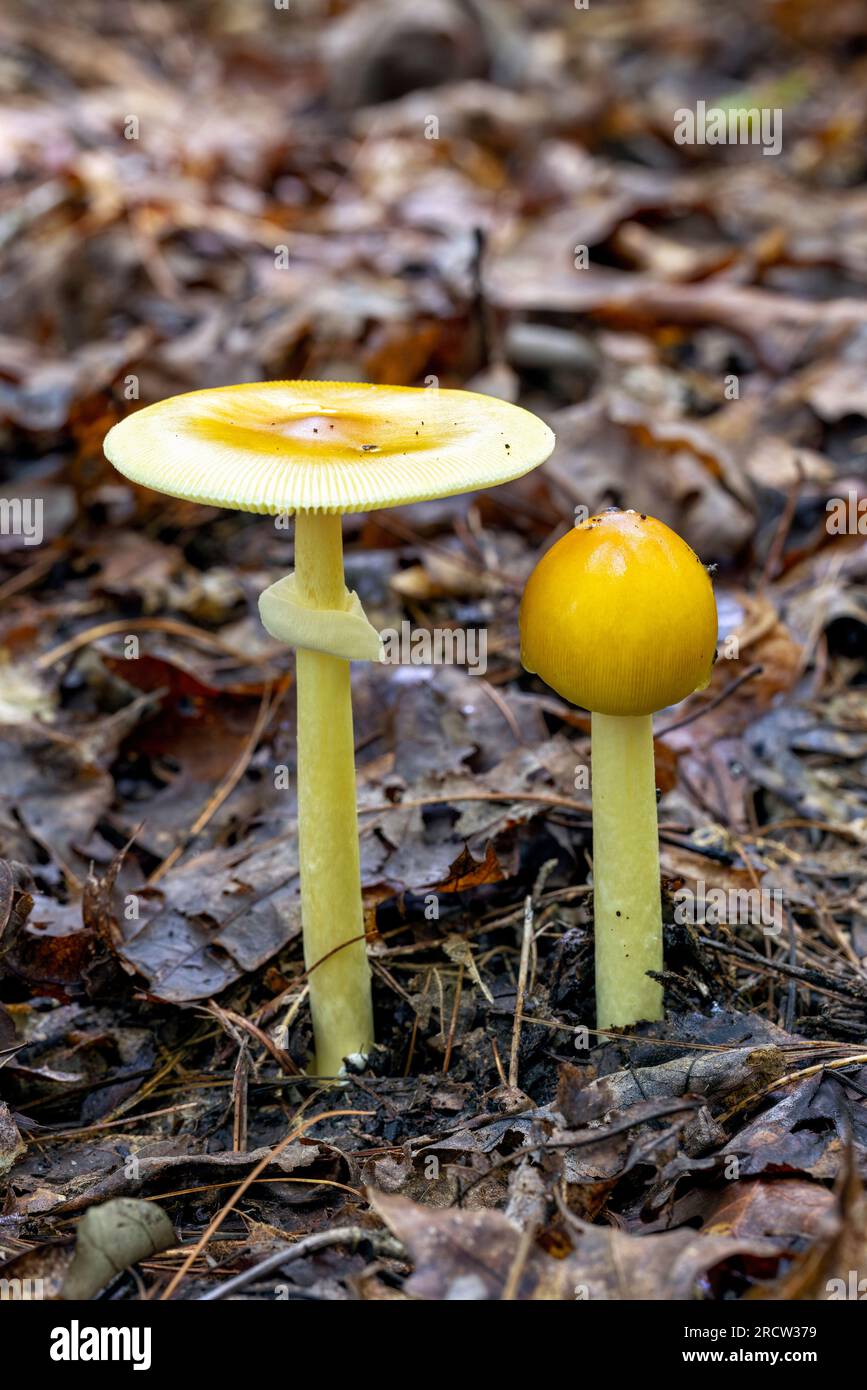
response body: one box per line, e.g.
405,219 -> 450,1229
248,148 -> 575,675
591,711 -> 664,1028
293,510 -> 374,1076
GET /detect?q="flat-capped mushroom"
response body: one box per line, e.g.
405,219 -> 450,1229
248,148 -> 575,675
519,509 -> 717,1028
106,381 -> 554,1075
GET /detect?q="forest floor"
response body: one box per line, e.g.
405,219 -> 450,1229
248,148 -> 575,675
2,0 -> 867,1300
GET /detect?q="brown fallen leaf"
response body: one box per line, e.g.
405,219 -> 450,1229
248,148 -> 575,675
0,1100 -> 25,1177
0,859 -> 131,1003
0,1239 -> 73,1301
369,1189 -> 782,1300
721,1070 -> 867,1181
754,1146 -> 867,1300
117,836 -> 302,1003
699,1178 -> 835,1245
558,1045 -> 789,1126
434,842 -> 506,893
0,723 -> 113,881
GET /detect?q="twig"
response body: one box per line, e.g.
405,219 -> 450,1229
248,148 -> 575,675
761,818 -> 863,844
35,616 -> 276,671
159,1108 -> 370,1300
232,1046 -> 249,1154
30,1101 -> 202,1142
360,790 -> 591,816
759,456 -> 804,590
402,970 -> 431,1077
515,1014 -> 731,1051
479,679 -> 526,745
442,964 -> 464,1074
491,1036 -> 507,1086
0,551 -> 58,603
501,1222 -> 537,1301
206,1000 -> 301,1076
699,935 -> 867,1002
655,663 -> 763,737
198,1227 -> 406,1301
784,910 -> 798,1032
143,1176 -> 362,1207
509,896 -> 534,1089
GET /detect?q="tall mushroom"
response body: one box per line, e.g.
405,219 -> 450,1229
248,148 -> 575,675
519,510 -> 717,1028
105,381 -> 554,1074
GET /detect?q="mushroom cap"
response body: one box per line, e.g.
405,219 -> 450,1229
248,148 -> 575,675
104,381 -> 554,515
519,510 -> 718,716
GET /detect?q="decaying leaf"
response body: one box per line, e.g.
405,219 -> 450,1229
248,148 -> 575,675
0,1101 -> 25,1177
61,1198 -> 175,1301
370,1190 -> 782,1300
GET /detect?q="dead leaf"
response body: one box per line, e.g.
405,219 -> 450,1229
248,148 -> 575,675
370,1189 -> 782,1299
61,1197 -> 175,1300
434,843 -> 506,893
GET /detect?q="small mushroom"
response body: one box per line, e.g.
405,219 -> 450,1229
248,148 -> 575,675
519,509 -> 717,1028
106,381 -> 553,1075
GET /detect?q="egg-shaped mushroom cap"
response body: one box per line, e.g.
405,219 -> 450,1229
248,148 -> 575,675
520,511 -> 718,716
104,381 -> 554,515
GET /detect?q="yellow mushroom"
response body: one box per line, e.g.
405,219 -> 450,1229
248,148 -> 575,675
519,509 -> 717,1028
106,380 -> 554,1075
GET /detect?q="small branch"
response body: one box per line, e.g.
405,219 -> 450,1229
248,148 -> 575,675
509,896 -> 534,1089
35,616 -> 272,671
231,1046 -> 249,1154
360,790 -> 591,816
699,935 -> 867,1002
759,456 -> 804,590
198,1227 -> 406,1302
655,664 -> 763,737
442,964 -> 464,1075
159,1107 -> 370,1300
501,1221 -> 537,1301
